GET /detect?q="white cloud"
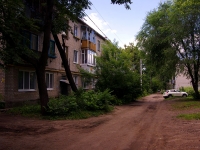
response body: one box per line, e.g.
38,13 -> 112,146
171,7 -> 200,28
84,13 -> 117,37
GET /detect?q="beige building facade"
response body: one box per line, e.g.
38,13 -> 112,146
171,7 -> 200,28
0,19 -> 106,106
175,74 -> 192,89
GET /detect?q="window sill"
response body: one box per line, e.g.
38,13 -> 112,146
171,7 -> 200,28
73,62 -> 79,64
47,88 -> 54,91
73,36 -> 80,40
18,89 -> 36,92
87,64 -> 96,67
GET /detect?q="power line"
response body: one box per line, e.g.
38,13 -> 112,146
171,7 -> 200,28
84,13 -> 108,39
90,3 -> 125,46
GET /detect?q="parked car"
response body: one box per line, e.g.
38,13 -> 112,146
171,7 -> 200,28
163,89 -> 188,99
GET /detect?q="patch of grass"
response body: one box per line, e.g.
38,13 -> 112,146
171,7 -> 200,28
177,113 -> 200,120
172,100 -> 200,110
8,104 -> 41,118
7,104 -> 113,120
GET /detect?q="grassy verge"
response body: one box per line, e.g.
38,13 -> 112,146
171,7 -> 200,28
172,100 -> 200,110
177,113 -> 200,120
7,104 -> 113,120
171,98 -> 200,120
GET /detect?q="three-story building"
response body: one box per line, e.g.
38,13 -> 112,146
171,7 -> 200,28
0,19 -> 106,106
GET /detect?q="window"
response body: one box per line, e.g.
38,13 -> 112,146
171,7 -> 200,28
82,78 -> 88,89
82,31 -> 87,40
73,76 -> 78,86
92,78 -> 96,89
73,50 -> 78,63
46,73 -> 53,89
23,31 -> 38,51
74,25 -> 78,37
97,40 -> 100,51
81,50 -> 87,64
18,71 -> 36,91
88,50 -> 96,66
48,40 -> 56,58
62,46 -> 68,67
81,50 -> 96,66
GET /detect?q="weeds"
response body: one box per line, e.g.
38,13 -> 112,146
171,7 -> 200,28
177,113 -> 200,120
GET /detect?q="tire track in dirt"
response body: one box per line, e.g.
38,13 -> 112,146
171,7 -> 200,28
127,101 -> 167,150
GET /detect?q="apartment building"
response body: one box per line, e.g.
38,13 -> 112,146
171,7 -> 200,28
0,19 -> 106,106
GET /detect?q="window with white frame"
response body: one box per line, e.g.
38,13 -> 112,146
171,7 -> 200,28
88,50 -> 96,66
73,76 -> 78,86
46,73 -> 53,89
73,50 -> 78,63
18,71 -> 36,91
81,50 -> 87,64
74,25 -> 78,37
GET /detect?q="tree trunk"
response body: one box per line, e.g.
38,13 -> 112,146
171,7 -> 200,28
52,33 -> 78,92
191,78 -> 200,99
187,64 -> 200,99
36,0 -> 54,114
36,68 -> 49,114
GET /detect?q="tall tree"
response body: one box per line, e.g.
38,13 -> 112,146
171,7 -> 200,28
96,41 -> 141,102
137,2 -> 178,87
137,0 -> 200,98
168,0 -> 200,98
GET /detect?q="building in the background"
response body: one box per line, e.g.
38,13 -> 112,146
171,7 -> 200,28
175,74 -> 192,89
0,18 -> 106,106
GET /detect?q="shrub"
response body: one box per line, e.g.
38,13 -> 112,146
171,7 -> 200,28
47,95 -> 78,115
179,86 -> 195,98
47,89 -> 115,115
77,89 -> 115,112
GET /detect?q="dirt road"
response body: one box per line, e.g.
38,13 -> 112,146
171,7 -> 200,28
1,94 -> 200,150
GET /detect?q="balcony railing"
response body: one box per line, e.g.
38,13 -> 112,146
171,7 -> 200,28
81,40 -> 96,51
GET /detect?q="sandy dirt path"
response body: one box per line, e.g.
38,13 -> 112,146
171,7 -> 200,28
1,93 -> 200,150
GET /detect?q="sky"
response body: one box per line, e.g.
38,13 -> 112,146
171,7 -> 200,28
84,0 -> 165,48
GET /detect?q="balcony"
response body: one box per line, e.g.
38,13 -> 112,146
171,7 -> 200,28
81,40 -> 96,51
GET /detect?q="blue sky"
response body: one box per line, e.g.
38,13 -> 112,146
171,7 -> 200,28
84,0 -> 165,47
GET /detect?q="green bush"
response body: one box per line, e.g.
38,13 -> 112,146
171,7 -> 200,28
47,95 -> 78,115
76,89 -> 115,112
179,86 -> 195,98
47,89 -> 115,116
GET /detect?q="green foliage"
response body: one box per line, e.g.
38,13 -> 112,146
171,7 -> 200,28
76,89 -> 115,111
47,89 -> 115,116
111,0 -> 132,9
177,113 -> 200,120
172,100 -> 200,110
7,104 -> 108,120
8,104 -> 41,117
95,41 -> 142,102
179,86 -> 195,98
151,77 -> 163,93
137,0 -> 200,98
8,89 -> 115,119
137,2 -> 177,92
47,95 -> 78,115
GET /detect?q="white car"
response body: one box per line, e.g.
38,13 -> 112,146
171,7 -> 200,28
163,89 -> 188,99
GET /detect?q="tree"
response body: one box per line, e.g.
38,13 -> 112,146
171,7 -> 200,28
136,2 -> 178,91
95,41 -> 141,102
168,0 -> 200,98
137,0 -> 200,98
